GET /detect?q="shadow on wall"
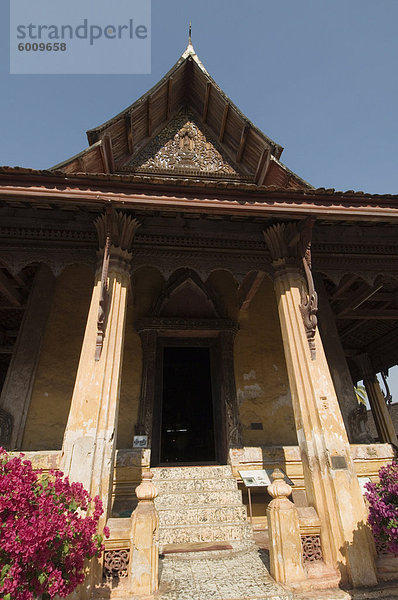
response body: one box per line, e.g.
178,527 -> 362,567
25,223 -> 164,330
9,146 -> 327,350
337,520 -> 378,593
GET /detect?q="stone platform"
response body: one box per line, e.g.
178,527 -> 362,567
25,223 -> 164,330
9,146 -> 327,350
157,542 -> 291,600
95,539 -> 398,600
95,541 -> 292,600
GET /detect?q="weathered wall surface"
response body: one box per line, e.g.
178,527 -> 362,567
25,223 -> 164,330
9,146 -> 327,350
22,265 -> 295,451
117,305 -> 142,448
22,265 -> 93,450
236,277 -> 296,446
315,275 -> 359,441
208,271 -> 296,446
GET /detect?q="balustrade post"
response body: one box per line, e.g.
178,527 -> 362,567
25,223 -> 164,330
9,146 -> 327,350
267,468 -> 306,585
129,471 -> 159,596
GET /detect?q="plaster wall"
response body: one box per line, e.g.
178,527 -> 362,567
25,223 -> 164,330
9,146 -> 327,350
116,306 -> 142,448
208,271 -> 296,446
22,265 -> 93,450
235,277 -> 296,446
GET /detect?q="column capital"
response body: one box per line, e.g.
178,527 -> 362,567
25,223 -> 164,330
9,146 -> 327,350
263,219 -> 314,276
93,210 -> 140,361
95,209 -> 141,254
264,219 -> 318,360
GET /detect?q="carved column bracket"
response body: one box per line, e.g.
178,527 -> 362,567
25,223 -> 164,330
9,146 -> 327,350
299,254 -> 318,360
352,353 -> 374,381
94,210 -> 140,360
264,219 -> 318,360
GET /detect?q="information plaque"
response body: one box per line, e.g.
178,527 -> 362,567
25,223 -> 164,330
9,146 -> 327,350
239,469 -> 271,487
133,435 -> 148,448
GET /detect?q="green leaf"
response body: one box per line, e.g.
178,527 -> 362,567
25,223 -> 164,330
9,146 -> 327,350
38,572 -> 47,584
62,541 -> 70,556
0,564 -> 10,583
3,593 -> 11,600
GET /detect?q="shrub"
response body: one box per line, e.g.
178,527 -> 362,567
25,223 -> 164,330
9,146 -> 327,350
365,460 -> 398,555
0,447 -> 109,600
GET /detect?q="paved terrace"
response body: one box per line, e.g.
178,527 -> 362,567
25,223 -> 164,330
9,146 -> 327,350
95,539 -> 398,600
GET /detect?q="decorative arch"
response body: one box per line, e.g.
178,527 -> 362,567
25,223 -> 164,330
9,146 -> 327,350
153,268 -> 224,318
134,268 -> 242,465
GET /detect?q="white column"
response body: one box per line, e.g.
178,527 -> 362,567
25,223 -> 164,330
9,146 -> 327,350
61,211 -> 140,598
264,222 -> 377,587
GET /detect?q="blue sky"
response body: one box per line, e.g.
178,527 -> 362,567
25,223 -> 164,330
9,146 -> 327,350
1,0 -> 398,400
1,0 -> 398,194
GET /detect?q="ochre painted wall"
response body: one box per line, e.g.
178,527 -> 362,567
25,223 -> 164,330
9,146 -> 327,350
207,270 -> 296,446
22,265 -> 93,450
116,305 -> 142,448
235,277 -> 297,446
22,264 -> 164,451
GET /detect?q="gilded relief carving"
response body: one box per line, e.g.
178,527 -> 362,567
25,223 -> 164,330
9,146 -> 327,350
126,110 -> 240,176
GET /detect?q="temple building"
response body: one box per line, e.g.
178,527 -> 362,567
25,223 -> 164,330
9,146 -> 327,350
1,38 -> 398,595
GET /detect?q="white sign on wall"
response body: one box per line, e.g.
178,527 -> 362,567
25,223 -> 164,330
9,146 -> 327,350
133,435 -> 148,448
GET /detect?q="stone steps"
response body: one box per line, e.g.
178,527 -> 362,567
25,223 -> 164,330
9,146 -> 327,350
160,521 -> 253,545
158,504 -> 247,526
154,476 -> 237,492
152,465 -> 233,479
155,489 -> 243,508
151,465 -> 252,546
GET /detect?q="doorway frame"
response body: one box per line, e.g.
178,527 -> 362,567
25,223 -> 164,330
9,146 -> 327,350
135,317 -> 242,466
152,337 -> 219,466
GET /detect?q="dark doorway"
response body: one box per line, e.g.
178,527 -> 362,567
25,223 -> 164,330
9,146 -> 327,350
160,346 -> 216,464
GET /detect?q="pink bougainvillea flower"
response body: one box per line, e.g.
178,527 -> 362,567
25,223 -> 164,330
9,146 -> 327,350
365,460 -> 398,556
0,447 -> 107,600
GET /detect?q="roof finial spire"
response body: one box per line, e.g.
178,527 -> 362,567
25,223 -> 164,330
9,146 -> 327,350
188,21 -> 192,46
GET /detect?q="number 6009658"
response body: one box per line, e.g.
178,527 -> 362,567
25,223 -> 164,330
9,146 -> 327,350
18,42 -> 67,51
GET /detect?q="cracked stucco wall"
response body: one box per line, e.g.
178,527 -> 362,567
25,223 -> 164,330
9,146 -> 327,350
234,277 -> 297,446
22,264 -> 92,450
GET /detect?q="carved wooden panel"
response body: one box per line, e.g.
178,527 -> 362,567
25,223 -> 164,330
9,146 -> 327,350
301,535 -> 323,562
103,548 -> 130,580
375,538 -> 389,555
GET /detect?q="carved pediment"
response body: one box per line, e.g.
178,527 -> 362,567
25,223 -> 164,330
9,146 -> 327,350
122,110 -> 242,178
